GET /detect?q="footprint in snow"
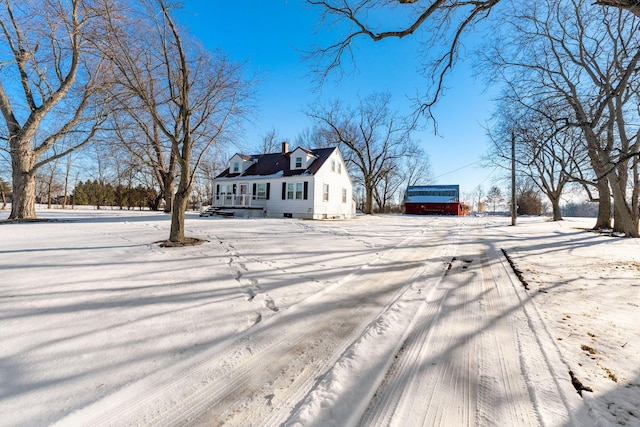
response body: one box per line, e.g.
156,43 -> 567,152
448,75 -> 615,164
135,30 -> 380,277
264,296 -> 279,312
251,313 -> 262,326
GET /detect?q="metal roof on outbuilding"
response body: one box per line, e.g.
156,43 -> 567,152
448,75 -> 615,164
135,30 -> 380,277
404,185 -> 460,204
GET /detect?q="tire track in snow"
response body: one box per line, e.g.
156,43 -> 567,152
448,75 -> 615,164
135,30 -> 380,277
474,252 -> 540,426
358,241 -> 541,426
396,255 -> 480,426
283,233 -> 457,427
358,231 -> 582,427
188,228 -> 454,427
54,224 -> 454,427
488,244 -> 592,426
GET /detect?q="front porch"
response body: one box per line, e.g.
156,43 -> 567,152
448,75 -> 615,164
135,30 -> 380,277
212,195 -> 267,209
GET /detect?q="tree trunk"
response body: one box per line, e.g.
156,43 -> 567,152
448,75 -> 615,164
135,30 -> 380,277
162,173 -> 174,214
365,184 -> 374,214
550,194 -> 563,221
612,204 -> 638,237
593,179 -> 612,230
169,157 -> 191,242
10,146 -> 38,220
46,172 -> 55,209
610,175 -> 639,237
62,163 -> 70,209
169,190 -> 188,243
613,203 -> 622,232
583,127 -> 613,230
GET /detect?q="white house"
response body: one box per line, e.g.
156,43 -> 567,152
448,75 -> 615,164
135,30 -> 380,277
210,143 -> 354,219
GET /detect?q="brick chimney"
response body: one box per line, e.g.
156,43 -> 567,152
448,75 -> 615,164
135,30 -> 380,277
281,141 -> 289,154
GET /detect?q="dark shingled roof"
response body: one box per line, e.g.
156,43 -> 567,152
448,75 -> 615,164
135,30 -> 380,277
215,147 -> 336,179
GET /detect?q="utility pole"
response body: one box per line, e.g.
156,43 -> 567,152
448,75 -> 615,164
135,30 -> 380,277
511,131 -> 517,226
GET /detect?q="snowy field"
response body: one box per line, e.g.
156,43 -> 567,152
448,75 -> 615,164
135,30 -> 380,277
0,208 -> 638,426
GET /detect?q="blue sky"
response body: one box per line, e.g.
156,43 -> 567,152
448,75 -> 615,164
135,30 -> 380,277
180,1 -> 500,199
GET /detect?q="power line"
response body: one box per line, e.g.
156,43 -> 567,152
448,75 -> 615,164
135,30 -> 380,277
432,159 -> 484,180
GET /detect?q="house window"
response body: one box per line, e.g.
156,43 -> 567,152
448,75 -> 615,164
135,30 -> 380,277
295,182 -> 303,199
338,163 -> 342,174
257,183 -> 267,199
233,162 -> 239,173
220,184 -> 233,195
285,182 -> 307,200
323,184 -> 329,202
295,157 -> 302,168
342,188 -> 347,203
287,183 -> 304,199
331,160 -> 336,172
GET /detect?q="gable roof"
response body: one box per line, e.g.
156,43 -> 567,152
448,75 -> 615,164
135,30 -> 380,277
216,147 -> 336,179
292,146 -> 315,156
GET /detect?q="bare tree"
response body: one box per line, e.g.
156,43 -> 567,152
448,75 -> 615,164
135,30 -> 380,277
107,110 -> 177,213
100,0 -> 251,243
0,176 -> 9,209
61,153 -> 74,209
41,160 -> 61,209
393,148 -> 434,210
259,128 -> 282,154
307,0 -> 640,122
488,96 -> 590,221
402,148 -> 434,187
191,148 -> 226,208
295,127 -> 327,149
485,185 -> 503,213
375,149 -> 433,212
595,0 -> 640,16
485,0 -> 640,235
517,182 -> 544,215
373,161 -> 401,212
473,185 -> 486,212
0,0 -> 110,220
307,0 -> 500,122
307,92 -> 419,214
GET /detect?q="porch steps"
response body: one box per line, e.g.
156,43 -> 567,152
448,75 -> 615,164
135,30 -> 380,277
199,207 -> 235,218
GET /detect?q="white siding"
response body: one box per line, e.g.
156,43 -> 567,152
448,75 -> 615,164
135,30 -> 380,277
214,148 -> 354,219
262,178 -> 315,219
311,150 -> 353,219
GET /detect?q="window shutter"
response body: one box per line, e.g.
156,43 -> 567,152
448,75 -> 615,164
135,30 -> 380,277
282,182 -> 286,200
216,184 -> 219,195
252,183 -> 257,196
266,183 -> 270,200
233,184 -> 237,194
303,181 -> 308,200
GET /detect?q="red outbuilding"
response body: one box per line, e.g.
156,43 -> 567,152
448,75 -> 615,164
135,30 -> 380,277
403,185 -> 469,216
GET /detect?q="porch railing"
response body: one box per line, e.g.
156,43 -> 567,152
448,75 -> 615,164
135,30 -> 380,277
213,194 -> 267,208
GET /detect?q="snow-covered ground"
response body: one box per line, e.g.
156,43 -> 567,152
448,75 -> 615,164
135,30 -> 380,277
494,217 -> 640,426
0,208 -> 638,426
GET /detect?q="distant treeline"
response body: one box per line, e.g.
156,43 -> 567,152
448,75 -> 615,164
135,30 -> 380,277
72,180 -> 161,211
561,202 -> 599,218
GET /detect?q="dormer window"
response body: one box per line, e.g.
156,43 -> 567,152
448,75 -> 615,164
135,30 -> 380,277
227,154 -> 254,175
290,147 -> 315,170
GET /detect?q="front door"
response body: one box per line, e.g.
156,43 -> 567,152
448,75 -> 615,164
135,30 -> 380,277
239,183 -> 248,206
